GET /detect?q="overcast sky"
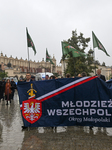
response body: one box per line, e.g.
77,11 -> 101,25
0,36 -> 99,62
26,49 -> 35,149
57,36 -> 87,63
0,0 -> 112,66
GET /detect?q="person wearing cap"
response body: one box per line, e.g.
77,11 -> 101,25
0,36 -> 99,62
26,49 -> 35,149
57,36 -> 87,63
31,75 -> 35,81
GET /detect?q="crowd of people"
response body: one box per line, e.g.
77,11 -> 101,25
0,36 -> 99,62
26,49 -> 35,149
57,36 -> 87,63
65,69 -> 106,82
0,70 -> 106,130
0,78 -> 17,105
18,69 -> 106,82
23,69 -> 106,82
0,69 -> 106,105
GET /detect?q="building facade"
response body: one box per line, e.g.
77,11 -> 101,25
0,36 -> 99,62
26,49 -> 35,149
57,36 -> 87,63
0,52 -> 62,79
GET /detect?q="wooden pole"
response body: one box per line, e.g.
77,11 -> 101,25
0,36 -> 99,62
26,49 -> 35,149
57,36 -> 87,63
45,61 -> 46,79
27,46 -> 30,72
63,58 -> 66,77
73,58 -> 76,77
26,27 -> 30,73
93,48 -> 96,75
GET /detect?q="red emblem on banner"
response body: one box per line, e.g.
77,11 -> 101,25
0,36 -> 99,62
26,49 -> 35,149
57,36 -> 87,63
22,99 -> 42,124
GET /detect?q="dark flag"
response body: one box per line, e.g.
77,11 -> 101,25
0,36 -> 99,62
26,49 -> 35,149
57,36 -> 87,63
46,48 -> 54,65
92,31 -> 110,56
61,41 -> 86,59
26,28 -> 37,55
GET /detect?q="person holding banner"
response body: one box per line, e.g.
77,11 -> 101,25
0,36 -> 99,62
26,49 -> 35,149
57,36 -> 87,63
5,79 -> 12,105
21,72 -> 32,129
31,75 -> 35,81
96,69 -> 106,81
45,75 -> 49,80
11,78 -> 16,100
25,73 -> 31,82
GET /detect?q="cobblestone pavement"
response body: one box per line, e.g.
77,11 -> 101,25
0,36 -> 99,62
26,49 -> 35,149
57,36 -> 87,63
0,91 -> 112,150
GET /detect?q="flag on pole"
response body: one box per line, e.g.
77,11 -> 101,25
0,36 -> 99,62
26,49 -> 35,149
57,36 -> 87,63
92,31 -> 110,56
61,42 -> 69,57
46,49 -> 54,65
66,45 -> 86,58
61,41 -> 86,58
26,28 -> 37,55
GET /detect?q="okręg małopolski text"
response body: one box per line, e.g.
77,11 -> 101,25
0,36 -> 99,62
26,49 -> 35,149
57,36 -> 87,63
47,100 -> 112,122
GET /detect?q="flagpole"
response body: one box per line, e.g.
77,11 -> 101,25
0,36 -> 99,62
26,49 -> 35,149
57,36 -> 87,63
63,58 -> 66,77
27,37 -> 30,72
27,43 -> 30,72
73,58 -> 76,77
92,31 -> 96,75
50,63 -> 51,73
45,61 -> 46,79
92,41 -> 96,75
26,27 -> 30,73
45,49 -> 47,80
93,48 -> 96,75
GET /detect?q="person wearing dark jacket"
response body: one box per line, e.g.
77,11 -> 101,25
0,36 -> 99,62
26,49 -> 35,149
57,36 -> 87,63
1,79 -> 6,100
22,72 -> 31,129
0,81 -> 2,100
11,79 -> 16,100
96,69 -> 106,81
31,75 -> 35,81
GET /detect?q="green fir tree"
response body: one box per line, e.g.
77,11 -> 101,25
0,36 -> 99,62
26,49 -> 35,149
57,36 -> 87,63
64,30 -> 95,76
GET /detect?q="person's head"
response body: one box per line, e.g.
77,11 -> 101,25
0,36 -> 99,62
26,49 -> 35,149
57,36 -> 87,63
81,72 -> 87,77
7,79 -> 10,83
2,78 -> 5,82
31,75 -> 35,81
11,79 -> 14,81
50,75 -> 56,79
78,74 -> 82,77
97,69 -> 101,75
26,73 -> 31,81
19,78 -> 23,81
66,73 -> 71,78
45,75 -> 49,80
